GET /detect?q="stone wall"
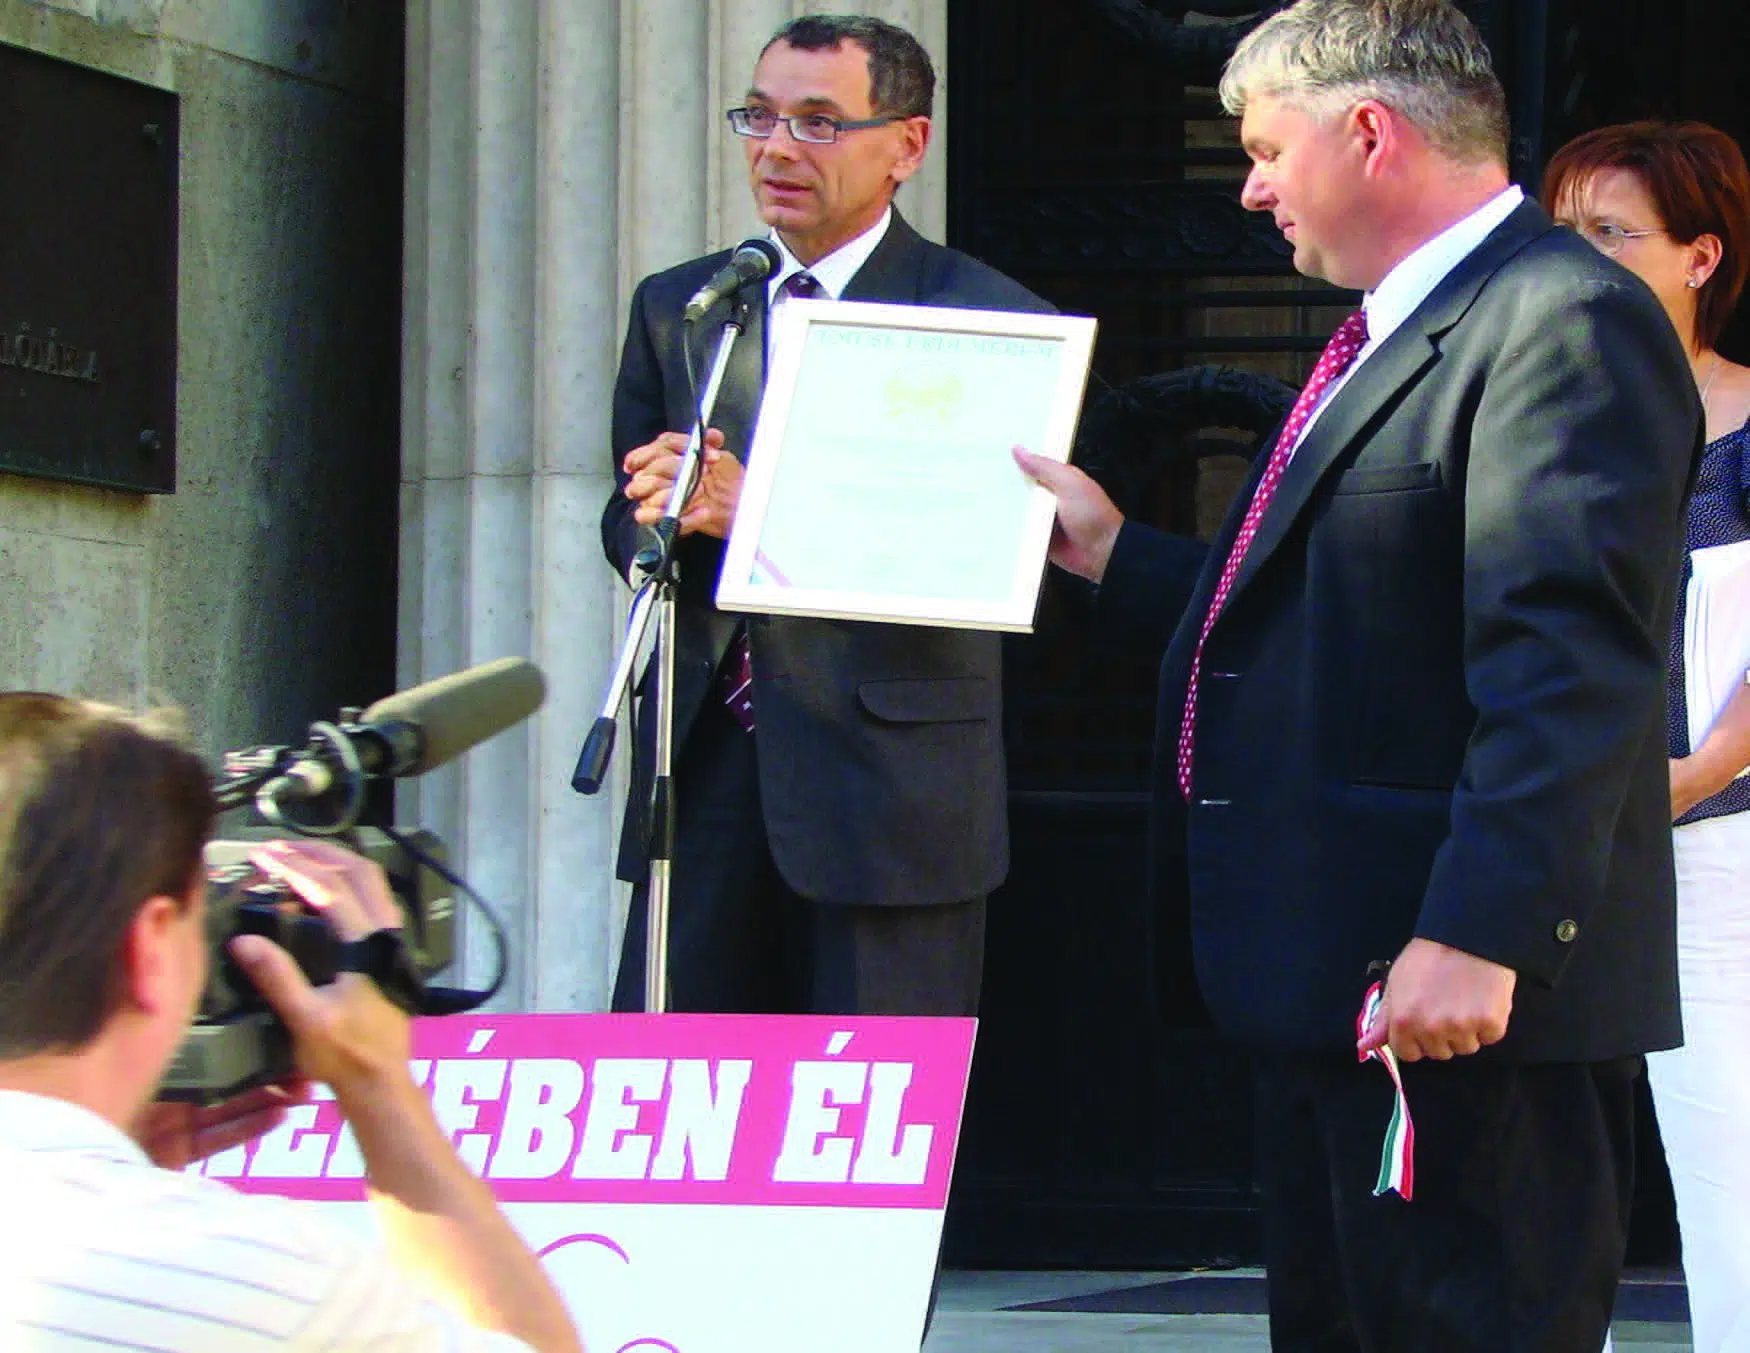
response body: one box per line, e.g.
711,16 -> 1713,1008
0,0 -> 404,755
0,0 -> 953,1016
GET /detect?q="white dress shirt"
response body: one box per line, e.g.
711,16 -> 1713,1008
1286,186 -> 1525,461
763,207 -> 893,356
0,1090 -> 532,1352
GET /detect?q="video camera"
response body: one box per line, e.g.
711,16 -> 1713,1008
157,657 -> 545,1105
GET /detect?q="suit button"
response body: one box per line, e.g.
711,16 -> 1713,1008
1554,919 -> 1579,944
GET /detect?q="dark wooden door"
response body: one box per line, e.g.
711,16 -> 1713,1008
943,0 -> 1348,1270
943,0 -> 1745,1270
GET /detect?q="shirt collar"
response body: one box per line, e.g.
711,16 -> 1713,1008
767,207 -> 893,302
1364,186 -> 1523,348
0,1089 -> 146,1164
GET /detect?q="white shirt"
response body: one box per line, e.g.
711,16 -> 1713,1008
1286,185 -> 1524,461
763,207 -> 892,356
0,1090 -> 532,1352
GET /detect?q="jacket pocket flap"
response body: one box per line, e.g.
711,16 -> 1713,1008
857,677 -> 991,724
1333,461 -> 1441,495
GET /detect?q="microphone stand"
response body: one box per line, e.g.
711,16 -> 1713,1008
572,293 -> 755,1014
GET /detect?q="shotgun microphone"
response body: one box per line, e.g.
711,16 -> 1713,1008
261,657 -> 546,806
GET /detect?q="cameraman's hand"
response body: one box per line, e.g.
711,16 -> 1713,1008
135,1080 -> 312,1170
231,845 -> 583,1353
228,840 -> 413,1102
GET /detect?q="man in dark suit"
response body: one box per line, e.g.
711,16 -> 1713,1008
1020,1 -> 1701,1348
602,15 -> 1049,1017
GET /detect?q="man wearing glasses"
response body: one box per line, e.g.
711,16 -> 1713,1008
601,16 -> 1051,1019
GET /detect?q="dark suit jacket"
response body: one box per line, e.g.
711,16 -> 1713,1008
602,211 -> 1053,907
1099,200 -> 1701,1062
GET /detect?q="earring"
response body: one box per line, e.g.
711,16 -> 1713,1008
1689,277 -> 1702,289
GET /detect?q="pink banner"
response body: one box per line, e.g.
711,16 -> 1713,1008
209,1014 -> 976,1211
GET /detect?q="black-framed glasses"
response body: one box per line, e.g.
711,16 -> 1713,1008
727,106 -> 904,144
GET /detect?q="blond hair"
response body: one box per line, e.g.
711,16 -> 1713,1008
1220,0 -> 1508,165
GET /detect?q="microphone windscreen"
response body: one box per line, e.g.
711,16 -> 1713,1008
736,237 -> 781,274
363,657 -> 547,775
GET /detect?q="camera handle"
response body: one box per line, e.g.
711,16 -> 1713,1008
211,722 -> 364,832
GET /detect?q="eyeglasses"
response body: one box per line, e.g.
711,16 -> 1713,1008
1573,222 -> 1668,257
727,106 -> 905,144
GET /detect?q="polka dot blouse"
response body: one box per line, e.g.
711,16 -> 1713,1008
1671,413 -> 1750,827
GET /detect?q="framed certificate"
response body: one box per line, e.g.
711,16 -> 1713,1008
715,299 -> 1097,632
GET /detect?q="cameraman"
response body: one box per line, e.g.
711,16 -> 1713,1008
0,693 -> 582,1353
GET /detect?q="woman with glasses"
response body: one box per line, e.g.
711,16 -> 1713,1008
1546,121 -> 1750,1353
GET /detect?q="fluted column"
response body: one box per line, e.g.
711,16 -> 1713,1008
619,1 -> 710,305
400,0 -> 473,892
402,0 -> 554,1008
403,0 -> 949,1014
530,0 -> 625,1012
454,4 -> 540,993
706,0 -> 794,249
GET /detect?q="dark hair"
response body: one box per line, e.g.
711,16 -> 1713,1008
763,15 -> 935,119
1543,121 -> 1750,352
0,693 -> 216,1056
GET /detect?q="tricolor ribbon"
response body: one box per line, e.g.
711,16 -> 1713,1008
1357,980 -> 1415,1200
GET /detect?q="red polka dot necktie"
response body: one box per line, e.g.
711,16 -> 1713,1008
718,272 -> 825,733
1175,309 -> 1370,800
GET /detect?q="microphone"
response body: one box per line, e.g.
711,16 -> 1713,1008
683,238 -> 782,323
265,658 -> 547,805
357,656 -> 547,777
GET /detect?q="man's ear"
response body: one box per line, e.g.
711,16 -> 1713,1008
890,115 -> 932,186
121,894 -> 186,1018
1350,99 -> 1396,173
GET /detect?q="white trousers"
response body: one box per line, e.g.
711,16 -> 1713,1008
1647,810 -> 1750,1353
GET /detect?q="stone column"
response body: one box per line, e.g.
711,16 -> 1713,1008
399,0 -> 473,858
403,0 -> 543,1005
0,0 -> 404,754
706,0 -> 793,250
530,0 -> 627,1012
402,0 -> 949,1013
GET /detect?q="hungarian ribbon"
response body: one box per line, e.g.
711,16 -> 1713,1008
1357,980 -> 1415,1200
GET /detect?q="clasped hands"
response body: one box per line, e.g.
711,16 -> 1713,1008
623,429 -> 744,539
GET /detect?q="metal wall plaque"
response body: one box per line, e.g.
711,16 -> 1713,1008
0,43 -> 178,493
